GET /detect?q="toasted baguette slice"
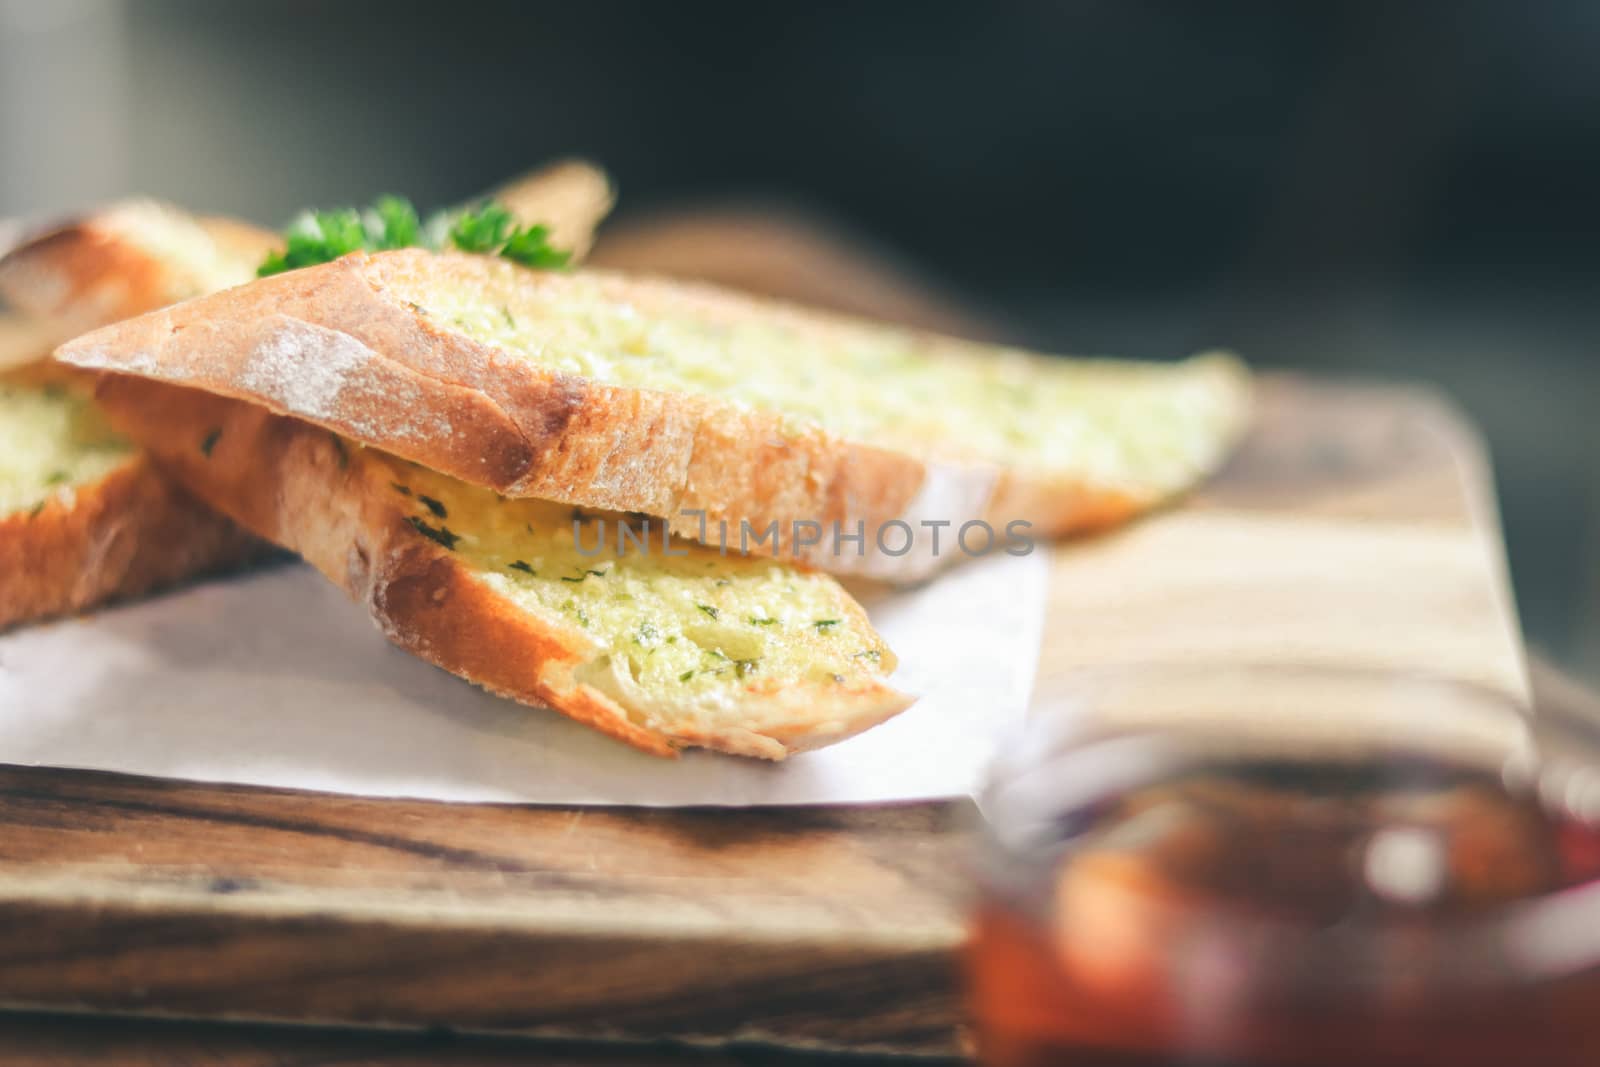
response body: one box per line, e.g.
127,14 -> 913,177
0,363 -> 262,630
0,208 -> 282,631
57,250 -> 1250,579
93,373 -> 912,759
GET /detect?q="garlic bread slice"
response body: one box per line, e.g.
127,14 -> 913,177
58,249 -> 1249,579
94,374 -> 912,759
0,364 -> 260,630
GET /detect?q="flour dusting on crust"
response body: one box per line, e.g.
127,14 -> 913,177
236,316 -> 452,443
62,343 -> 158,377
239,317 -> 369,421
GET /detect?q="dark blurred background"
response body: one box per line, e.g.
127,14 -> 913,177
2,1 -> 1596,679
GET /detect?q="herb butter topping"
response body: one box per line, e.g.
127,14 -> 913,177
377,453 -> 896,702
381,255 -> 1245,496
0,380 -> 133,516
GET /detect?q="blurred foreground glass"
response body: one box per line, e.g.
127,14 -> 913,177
968,666 -> 1600,1067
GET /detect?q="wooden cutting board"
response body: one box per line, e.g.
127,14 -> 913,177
0,375 -> 1526,1057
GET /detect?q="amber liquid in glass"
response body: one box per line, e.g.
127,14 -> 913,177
969,759 -> 1600,1067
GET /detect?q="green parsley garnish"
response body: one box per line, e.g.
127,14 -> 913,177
679,670 -> 696,683
370,195 -> 420,249
449,200 -> 514,252
748,616 -> 778,626
696,604 -> 720,620
417,494 -> 448,519
500,222 -> 570,269
257,196 -> 572,277
508,560 -> 535,575
44,469 -> 69,486
813,619 -> 841,633
200,428 -> 221,457
256,208 -> 366,276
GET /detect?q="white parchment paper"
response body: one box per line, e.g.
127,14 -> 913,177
0,549 -> 1047,806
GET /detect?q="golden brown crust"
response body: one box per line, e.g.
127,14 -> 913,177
92,374 -> 913,759
0,223 -> 175,334
0,450 -> 267,632
0,204 -> 277,335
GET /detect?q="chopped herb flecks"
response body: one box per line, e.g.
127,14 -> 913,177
44,470 -> 68,486
561,568 -> 607,583
407,516 -> 460,550
418,494 -> 447,519
696,604 -> 720,620
200,428 -> 221,457
813,619 -> 841,633
391,482 -> 412,496
508,560 -> 535,575
749,616 -> 778,626
679,670 -> 695,683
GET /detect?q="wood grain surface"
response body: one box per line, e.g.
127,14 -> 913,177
0,1010 -> 949,1067
0,375 -> 1525,1059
